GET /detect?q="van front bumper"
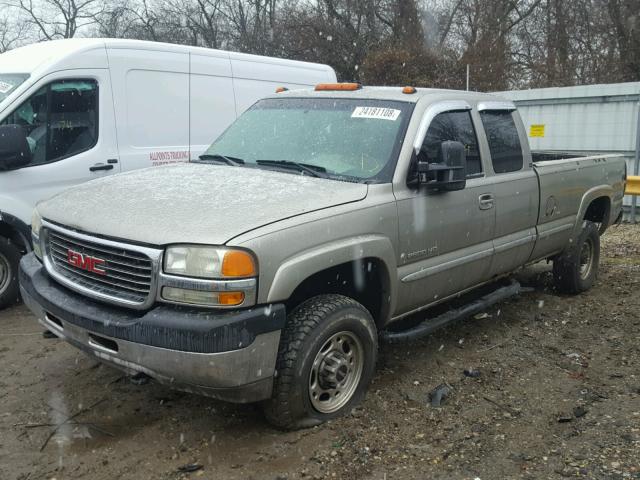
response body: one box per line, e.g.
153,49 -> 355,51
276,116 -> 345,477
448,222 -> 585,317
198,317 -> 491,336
18,253 -> 286,403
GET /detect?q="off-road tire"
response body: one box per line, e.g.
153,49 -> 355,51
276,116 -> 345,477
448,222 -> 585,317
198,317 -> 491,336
263,294 -> 377,430
0,236 -> 22,310
553,220 -> 600,294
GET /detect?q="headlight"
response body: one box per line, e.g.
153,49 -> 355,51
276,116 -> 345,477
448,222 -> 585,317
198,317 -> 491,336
31,209 -> 43,260
164,245 -> 257,278
162,245 -> 258,308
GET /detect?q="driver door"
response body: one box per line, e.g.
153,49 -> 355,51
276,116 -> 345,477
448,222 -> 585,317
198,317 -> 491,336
394,106 -> 495,316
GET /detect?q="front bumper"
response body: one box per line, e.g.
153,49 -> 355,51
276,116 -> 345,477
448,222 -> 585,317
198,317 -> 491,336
19,253 -> 286,403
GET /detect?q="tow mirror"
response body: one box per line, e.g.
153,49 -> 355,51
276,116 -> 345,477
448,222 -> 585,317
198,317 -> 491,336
417,140 -> 466,192
0,124 -> 32,171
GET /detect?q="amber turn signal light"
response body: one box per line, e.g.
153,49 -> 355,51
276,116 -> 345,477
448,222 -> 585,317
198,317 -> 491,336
221,250 -> 256,277
218,292 -> 245,305
315,83 -> 362,91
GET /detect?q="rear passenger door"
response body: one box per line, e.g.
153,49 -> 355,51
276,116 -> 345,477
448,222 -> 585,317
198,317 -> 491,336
477,104 -> 539,277
395,104 -> 495,315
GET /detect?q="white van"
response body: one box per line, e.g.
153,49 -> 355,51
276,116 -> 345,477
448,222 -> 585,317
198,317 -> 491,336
0,38 -> 336,307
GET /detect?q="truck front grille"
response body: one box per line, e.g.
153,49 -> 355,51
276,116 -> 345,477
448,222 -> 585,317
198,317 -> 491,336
45,226 -> 157,307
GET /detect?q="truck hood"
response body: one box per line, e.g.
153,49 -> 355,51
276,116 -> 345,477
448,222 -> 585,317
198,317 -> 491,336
38,163 -> 368,245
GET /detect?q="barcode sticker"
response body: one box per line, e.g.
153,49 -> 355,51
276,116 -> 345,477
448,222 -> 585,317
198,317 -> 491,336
351,106 -> 401,121
0,81 -> 14,94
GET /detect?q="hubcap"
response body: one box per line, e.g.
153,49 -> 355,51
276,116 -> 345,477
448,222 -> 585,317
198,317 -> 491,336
0,252 -> 10,296
309,331 -> 364,414
579,238 -> 594,280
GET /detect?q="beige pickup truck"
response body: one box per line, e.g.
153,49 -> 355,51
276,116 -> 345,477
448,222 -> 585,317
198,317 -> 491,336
19,83 -> 626,429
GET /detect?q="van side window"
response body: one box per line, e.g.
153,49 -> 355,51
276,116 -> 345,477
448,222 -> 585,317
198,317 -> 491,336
0,79 -> 98,166
420,111 -> 482,177
479,111 -> 523,173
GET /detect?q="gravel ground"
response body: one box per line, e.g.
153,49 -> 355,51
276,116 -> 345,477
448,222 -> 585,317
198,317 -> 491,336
1,224 -> 639,480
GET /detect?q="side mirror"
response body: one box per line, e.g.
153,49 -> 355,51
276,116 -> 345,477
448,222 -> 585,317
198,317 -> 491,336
417,140 -> 466,192
0,124 -> 32,171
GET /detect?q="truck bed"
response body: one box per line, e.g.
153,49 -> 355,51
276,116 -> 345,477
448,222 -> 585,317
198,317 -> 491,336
529,152 -> 626,261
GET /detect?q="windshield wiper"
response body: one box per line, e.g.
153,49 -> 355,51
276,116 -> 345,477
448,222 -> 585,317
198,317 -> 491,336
196,154 -> 245,166
255,160 -> 328,178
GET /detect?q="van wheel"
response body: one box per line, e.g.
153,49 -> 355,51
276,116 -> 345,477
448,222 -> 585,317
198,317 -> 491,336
0,237 -> 21,309
263,294 -> 377,430
553,221 -> 600,294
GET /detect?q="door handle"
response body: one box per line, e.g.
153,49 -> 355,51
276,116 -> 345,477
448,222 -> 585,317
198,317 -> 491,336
89,163 -> 114,172
478,194 -> 494,210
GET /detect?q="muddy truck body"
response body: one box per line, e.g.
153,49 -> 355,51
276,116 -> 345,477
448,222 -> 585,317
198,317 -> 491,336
19,84 -> 626,428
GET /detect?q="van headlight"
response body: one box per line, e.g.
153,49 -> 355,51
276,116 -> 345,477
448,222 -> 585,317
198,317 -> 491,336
31,209 -> 43,260
161,245 -> 257,307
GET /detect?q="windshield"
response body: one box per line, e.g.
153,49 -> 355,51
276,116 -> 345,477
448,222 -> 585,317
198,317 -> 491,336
202,97 -> 414,182
0,74 -> 29,104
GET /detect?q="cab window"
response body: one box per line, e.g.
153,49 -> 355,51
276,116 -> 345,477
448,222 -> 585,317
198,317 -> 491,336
0,79 -> 98,166
479,110 -> 523,173
420,110 -> 482,177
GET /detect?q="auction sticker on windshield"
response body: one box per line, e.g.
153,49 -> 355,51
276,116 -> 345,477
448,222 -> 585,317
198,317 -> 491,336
0,81 -> 14,94
352,106 -> 401,121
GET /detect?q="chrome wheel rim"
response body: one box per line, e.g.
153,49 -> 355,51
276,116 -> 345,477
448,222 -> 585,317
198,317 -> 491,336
309,331 -> 364,414
579,238 -> 594,280
0,252 -> 10,296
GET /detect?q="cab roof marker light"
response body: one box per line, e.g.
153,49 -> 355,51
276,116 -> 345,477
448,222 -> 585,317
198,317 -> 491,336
402,86 -> 417,94
275,86 -> 288,93
315,83 -> 362,91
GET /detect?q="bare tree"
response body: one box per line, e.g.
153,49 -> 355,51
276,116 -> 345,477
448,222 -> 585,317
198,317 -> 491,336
606,0 -> 640,82
1,0 -> 636,88
0,15 -> 29,52
3,0 -> 104,40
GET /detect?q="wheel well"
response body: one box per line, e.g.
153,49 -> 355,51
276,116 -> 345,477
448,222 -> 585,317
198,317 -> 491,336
0,221 -> 29,253
286,258 -> 391,328
583,196 -> 611,233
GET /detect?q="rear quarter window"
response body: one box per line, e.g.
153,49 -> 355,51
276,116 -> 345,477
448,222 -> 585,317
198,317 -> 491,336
480,111 -> 523,174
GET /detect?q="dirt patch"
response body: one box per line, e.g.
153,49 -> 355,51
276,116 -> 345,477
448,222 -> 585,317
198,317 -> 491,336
1,225 -> 639,480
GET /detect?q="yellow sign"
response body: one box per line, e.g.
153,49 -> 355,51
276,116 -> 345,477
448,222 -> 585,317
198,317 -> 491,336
530,124 -> 545,137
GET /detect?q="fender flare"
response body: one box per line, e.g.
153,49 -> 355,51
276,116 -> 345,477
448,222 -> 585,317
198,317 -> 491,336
266,235 -> 397,321
573,185 -> 613,236
0,210 -> 32,251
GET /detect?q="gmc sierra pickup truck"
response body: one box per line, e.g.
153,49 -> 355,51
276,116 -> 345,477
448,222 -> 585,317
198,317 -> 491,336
18,84 -> 626,429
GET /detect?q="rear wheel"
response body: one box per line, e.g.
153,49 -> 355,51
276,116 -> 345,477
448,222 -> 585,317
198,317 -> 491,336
0,237 -> 22,309
553,221 -> 600,294
263,294 -> 377,430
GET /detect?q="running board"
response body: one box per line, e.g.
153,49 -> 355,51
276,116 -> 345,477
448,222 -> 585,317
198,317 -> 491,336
380,280 -> 530,343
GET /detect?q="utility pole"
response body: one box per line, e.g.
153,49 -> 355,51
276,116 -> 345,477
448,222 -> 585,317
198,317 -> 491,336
631,102 -> 640,223
466,64 -> 470,91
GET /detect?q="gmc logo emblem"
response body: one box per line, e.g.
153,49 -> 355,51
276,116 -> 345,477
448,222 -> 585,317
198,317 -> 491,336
67,249 -> 107,275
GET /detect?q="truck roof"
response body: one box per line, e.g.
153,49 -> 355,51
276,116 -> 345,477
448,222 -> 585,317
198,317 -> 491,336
270,85 -> 506,104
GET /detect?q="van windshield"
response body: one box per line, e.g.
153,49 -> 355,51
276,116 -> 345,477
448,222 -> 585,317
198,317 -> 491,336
0,74 -> 29,104
201,97 -> 413,183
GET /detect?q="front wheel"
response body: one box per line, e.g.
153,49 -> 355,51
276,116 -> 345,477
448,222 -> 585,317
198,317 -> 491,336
0,237 -> 21,310
263,294 -> 377,430
553,220 -> 600,294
